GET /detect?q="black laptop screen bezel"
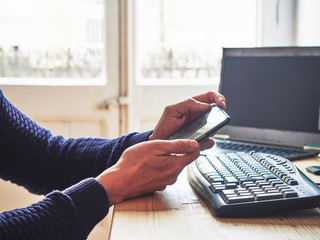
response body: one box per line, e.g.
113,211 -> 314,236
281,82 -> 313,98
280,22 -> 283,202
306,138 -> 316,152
218,47 -> 320,148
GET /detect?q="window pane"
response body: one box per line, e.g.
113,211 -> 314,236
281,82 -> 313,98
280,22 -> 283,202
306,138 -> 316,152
134,0 -> 256,82
296,1 -> 320,46
0,0 -> 104,80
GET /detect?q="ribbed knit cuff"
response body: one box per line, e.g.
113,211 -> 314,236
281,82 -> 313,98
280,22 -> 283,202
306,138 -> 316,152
63,178 -> 110,234
128,130 -> 153,146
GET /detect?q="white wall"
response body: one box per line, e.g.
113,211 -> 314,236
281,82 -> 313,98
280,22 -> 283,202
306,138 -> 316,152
258,0 -> 297,46
296,0 -> 320,45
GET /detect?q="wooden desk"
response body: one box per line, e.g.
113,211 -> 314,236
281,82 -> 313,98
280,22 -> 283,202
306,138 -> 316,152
110,157 -> 320,240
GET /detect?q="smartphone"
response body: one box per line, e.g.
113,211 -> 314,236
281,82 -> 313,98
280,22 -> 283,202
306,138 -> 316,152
167,105 -> 230,143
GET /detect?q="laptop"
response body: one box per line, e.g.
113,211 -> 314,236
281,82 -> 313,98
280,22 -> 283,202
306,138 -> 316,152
208,47 -> 320,160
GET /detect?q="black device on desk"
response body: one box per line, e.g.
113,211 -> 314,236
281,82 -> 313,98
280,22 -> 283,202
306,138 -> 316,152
167,105 -> 230,143
209,47 -> 320,160
187,151 -> 320,217
186,47 -> 320,216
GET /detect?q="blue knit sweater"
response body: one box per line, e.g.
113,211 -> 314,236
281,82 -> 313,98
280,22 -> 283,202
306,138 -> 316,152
0,90 -> 152,239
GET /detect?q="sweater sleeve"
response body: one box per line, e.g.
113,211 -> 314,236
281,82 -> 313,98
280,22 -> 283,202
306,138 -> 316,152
0,178 -> 110,240
0,89 -> 152,194
0,89 -> 153,239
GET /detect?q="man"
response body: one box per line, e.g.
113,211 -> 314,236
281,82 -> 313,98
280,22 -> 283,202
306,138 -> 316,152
0,90 -> 226,239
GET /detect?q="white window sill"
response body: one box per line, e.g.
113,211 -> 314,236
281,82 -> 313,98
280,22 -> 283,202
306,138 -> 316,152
0,77 -> 106,86
135,77 -> 220,86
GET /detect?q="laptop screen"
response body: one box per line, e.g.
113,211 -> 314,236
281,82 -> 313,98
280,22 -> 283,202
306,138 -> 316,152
218,47 -> 320,148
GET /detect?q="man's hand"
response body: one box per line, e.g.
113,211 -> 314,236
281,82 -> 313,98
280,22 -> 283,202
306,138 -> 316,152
96,139 -> 200,205
149,91 -> 226,150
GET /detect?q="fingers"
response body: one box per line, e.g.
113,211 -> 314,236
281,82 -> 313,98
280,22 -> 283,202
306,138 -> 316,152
150,91 -> 227,141
162,139 -> 199,154
180,98 -> 212,118
149,139 -> 200,167
199,138 -> 215,151
165,140 -> 201,167
168,97 -> 210,115
192,91 -> 226,109
97,140 -> 202,204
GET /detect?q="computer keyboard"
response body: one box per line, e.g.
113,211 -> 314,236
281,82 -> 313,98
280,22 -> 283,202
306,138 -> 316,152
214,139 -> 319,160
187,151 -> 320,217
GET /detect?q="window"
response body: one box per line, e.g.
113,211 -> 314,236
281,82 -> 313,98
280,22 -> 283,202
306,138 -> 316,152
296,0 -> 320,46
133,0 -> 257,84
0,0 -> 105,85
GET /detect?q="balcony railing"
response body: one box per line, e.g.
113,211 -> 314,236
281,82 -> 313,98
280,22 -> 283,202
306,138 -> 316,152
140,47 -> 221,79
0,46 -> 103,79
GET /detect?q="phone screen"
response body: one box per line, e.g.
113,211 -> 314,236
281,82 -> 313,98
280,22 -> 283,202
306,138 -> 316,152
167,105 -> 230,142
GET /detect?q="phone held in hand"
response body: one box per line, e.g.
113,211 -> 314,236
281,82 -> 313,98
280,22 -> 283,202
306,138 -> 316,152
167,105 -> 230,143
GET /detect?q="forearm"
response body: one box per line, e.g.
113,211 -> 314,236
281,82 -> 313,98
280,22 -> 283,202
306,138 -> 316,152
0,178 -> 109,240
0,89 -> 152,194
36,131 -> 152,193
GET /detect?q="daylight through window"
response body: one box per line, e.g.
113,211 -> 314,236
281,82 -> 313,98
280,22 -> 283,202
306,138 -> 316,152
0,0 -> 105,81
134,0 -> 257,83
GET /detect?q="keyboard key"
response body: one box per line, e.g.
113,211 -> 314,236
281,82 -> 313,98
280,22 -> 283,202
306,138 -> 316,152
283,190 -> 298,198
266,189 -> 281,194
209,184 -> 226,193
275,171 -> 287,178
261,186 -> 278,192
224,176 -> 238,183
276,184 -> 290,190
239,178 -> 261,183
256,181 -> 270,188
254,192 -> 283,201
225,195 -> 255,204
225,183 -> 238,189
235,187 -> 248,193
211,177 -> 225,183
219,189 -> 237,201
197,161 -> 215,175
221,189 -> 236,196
205,173 -> 221,182
242,181 -> 256,188
269,179 -> 284,186
281,176 -> 297,185
238,192 -> 252,196
287,178 -> 298,185
262,174 -> 277,180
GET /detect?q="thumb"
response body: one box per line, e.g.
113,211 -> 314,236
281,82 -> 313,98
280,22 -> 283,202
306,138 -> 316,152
164,139 -> 199,154
166,140 -> 200,166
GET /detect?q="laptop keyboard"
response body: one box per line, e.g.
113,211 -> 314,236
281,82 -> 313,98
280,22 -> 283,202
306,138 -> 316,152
187,151 -> 320,217
215,140 -> 318,160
